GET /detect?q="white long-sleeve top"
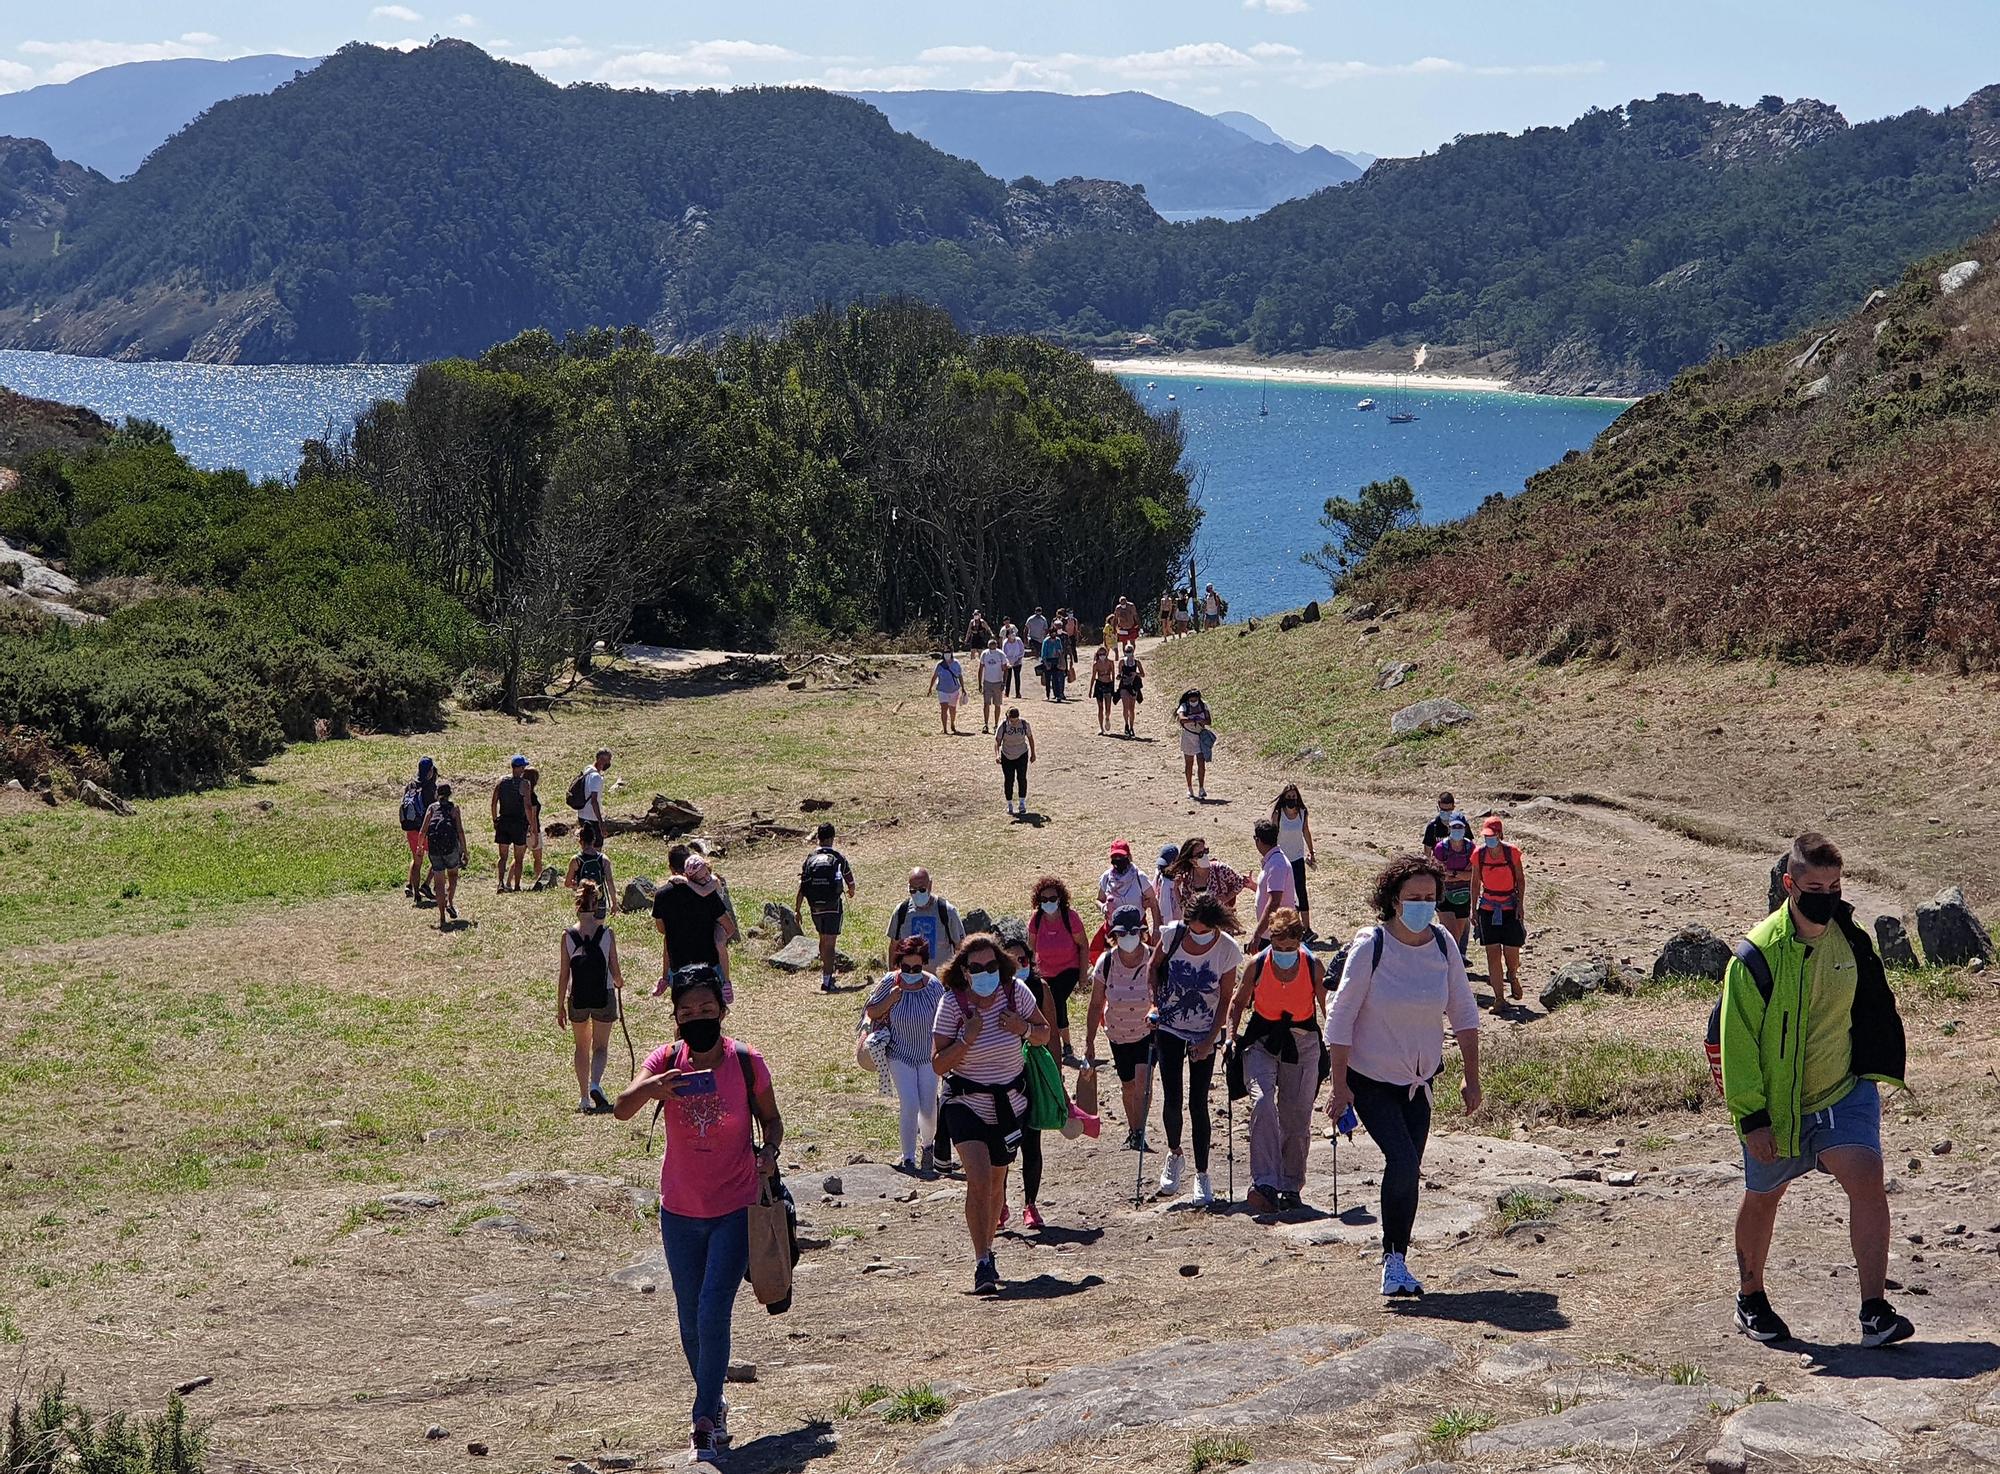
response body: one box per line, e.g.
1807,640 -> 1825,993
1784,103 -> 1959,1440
1324,924 -> 1480,1093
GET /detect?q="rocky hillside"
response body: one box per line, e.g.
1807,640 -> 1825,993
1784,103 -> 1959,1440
0,138 -> 105,265
1353,220 -> 2000,668
0,385 -> 111,463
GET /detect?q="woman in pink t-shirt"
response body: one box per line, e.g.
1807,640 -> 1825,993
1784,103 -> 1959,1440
614,966 -> 783,1465
1026,874 -> 1089,1065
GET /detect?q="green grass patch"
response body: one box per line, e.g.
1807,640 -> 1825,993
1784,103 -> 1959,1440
880,1384 -> 950,1425
835,1383 -> 893,1418
1459,1035 -> 1710,1121
1494,1189 -> 1562,1229
1666,1361 -> 1706,1385
1186,1433 -> 1254,1472
1424,1407 -> 1496,1451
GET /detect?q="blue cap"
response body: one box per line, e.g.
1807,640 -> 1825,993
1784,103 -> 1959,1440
418,755 -> 435,773
510,754 -> 528,767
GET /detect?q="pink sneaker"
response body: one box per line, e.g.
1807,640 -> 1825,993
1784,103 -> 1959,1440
1022,1204 -> 1045,1231
997,1204 -> 1010,1230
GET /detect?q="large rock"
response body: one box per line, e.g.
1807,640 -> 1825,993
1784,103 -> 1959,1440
1389,698 -> 1475,740
1916,886 -> 1993,967
1653,925 -> 1731,981
989,914 -> 1029,948
1469,1387 -> 1737,1456
767,933 -> 852,974
1279,612 -> 1303,632
1541,958 -> 1644,1011
1724,1402 -> 1899,1462
1767,853 -> 1789,913
1940,260 -> 1981,295
900,1326 -> 1450,1474
1873,914 -> 1920,969
1376,661 -> 1418,691
601,794 -> 705,838
1300,600 -> 1321,624
761,901 -> 802,944
621,876 -> 658,914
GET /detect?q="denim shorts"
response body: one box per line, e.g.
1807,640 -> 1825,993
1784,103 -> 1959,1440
1743,1079 -> 1880,1194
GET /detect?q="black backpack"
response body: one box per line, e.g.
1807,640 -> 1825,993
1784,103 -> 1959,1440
425,801 -> 460,855
1704,938 -> 1771,1096
800,848 -> 847,910
398,780 -> 426,831
565,769 -> 591,810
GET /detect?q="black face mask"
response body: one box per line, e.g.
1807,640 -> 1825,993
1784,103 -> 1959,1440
1794,889 -> 1841,925
678,1016 -> 723,1052
1111,857 -> 1131,873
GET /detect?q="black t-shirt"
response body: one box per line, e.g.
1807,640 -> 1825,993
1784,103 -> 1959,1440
653,880 -> 727,966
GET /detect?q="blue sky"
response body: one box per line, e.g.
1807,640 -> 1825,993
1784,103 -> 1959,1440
8,2 -> 1999,156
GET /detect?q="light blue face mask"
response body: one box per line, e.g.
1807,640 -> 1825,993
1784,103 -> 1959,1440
1039,899 -> 1060,915
1270,948 -> 1300,968
1401,900 -> 1438,931
899,966 -> 925,981
968,969 -> 1002,998
909,890 -> 931,909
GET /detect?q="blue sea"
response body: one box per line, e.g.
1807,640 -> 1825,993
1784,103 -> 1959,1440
0,351 -> 1625,621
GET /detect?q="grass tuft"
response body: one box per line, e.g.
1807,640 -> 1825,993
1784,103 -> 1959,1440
1187,1433 -> 1254,1472
1425,1406 -> 1496,1451
835,1383 -> 893,1418
880,1383 -> 950,1425
1494,1189 -> 1562,1229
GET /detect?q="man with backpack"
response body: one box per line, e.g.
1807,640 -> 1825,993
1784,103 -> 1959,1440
887,868 -> 965,961
399,756 -> 438,903
794,822 -> 856,993
491,754 -> 533,894
1720,832 -> 1913,1349
422,782 -> 466,930
568,750 -> 611,838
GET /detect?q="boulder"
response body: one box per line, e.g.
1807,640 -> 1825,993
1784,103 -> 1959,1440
768,933 -> 852,973
1653,925 -> 1731,981
1915,886 -> 1994,967
621,877 -> 658,914
1344,602 -> 1378,622
1279,612 -> 1302,632
962,908 -> 996,937
1300,600 -> 1321,624
1940,260 -> 1981,295
761,901 -> 802,944
1389,697 -> 1475,740
1798,374 -> 1831,401
1873,914 -> 1920,969
989,914 -> 1029,948
1541,958 -> 1644,1011
78,778 -> 134,816
1724,1402 -> 1899,1462
529,864 -> 561,891
1376,661 -> 1418,691
600,794 -> 705,838
1767,853 -> 1789,913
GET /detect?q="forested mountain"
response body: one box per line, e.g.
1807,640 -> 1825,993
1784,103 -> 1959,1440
0,138 -> 105,265
0,42 -> 1155,363
848,90 -> 1361,216
0,55 -> 316,178
1353,224 -> 2000,667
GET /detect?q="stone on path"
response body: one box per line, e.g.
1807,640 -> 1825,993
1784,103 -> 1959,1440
768,933 -> 852,973
1540,958 -> 1642,1011
761,901 -> 801,943
1916,886 -> 1994,967
1874,914 -> 1920,969
1389,697 -> 1474,740
376,1191 -> 445,1212
1724,1401 -> 1899,1462
621,877 -> 657,914
1468,1386 -> 1737,1456
1653,924 -> 1731,981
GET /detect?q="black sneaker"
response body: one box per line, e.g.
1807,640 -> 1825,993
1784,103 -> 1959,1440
589,1086 -> 612,1114
973,1254 -> 999,1295
1859,1298 -> 1915,1348
1735,1291 -> 1792,1343
1277,1191 -> 1303,1213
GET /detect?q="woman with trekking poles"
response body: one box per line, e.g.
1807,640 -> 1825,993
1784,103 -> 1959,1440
613,965 -> 784,1464
557,880 -> 627,1114
1227,906 -> 1325,1214
1084,904 -> 1156,1151
932,932 -> 1050,1294
1323,854 -> 1482,1297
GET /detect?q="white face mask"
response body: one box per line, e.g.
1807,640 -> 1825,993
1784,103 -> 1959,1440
909,890 -> 931,909
1114,933 -> 1144,954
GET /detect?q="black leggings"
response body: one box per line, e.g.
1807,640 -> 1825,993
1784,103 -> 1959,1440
1348,1069 -> 1432,1254
1020,1128 -> 1042,1204
1043,966 -> 1079,1030
1154,1033 -> 1215,1172
1002,754 -> 1029,801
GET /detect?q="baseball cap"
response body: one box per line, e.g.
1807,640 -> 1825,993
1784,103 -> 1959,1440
510,754 -> 528,768
1109,839 -> 1132,858
1110,905 -> 1145,934
1481,816 -> 1505,836
1158,843 -> 1180,866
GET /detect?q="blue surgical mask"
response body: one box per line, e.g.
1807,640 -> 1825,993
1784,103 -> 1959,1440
1270,948 -> 1300,968
899,966 -> 925,982
1482,835 -> 1499,850
1039,898 -> 1060,915
1401,900 -> 1438,931
968,969 -> 1002,998
909,890 -> 931,909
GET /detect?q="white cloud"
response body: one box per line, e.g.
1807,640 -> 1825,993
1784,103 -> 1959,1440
1300,55 -> 1607,83
16,36 -> 238,84
688,40 -> 797,63
507,45 -> 598,72
1099,43 -> 1259,80
815,64 -> 945,89
981,59 -> 1074,91
599,50 -> 731,82
1244,0 -> 1311,11
371,5 -> 423,22
453,13 -> 479,26
0,58 -> 33,92
917,45 -> 1020,65
179,31 -> 220,45
1248,42 -> 1302,60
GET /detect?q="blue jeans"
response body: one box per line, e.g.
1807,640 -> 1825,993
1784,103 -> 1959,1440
1742,1079 -> 1881,1194
661,1208 -> 749,1424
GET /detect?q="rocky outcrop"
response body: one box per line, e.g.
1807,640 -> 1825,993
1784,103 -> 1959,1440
1957,84 -> 2000,183
1389,697 -> 1474,739
1940,260 -> 1981,296
1541,958 -> 1645,1011
1509,333 -> 1665,399
1915,886 -> 1994,967
1704,98 -> 1848,165
1653,925 -> 1731,980
1874,914 -> 1920,969
0,387 -> 112,463
998,176 -> 1161,245
0,136 -> 106,251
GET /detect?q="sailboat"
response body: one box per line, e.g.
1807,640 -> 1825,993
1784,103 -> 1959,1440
1388,343 -> 1423,424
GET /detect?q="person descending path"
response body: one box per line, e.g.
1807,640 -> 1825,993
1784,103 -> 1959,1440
1090,644 -> 1117,736
1722,832 -> 1913,1348
1116,646 -> 1145,739
1151,895 -> 1240,1207
1084,905 -> 1156,1151
1001,935 -> 1058,1231
1027,874 -> 1089,1065
1471,816 -> 1527,1006
614,968 -> 783,1465
1175,688 -> 1213,799
1095,840 -> 1162,964
928,649 -> 966,735
1002,625 -> 1026,699
557,881 -> 626,1113
1432,815 -> 1475,956
932,932 -> 1050,1294
1229,906 -> 1325,1213
1158,591 -> 1176,639
1201,582 -> 1223,631
1273,785 -> 1317,936
978,639 -> 1007,734
964,609 -> 994,656
1040,626 -> 1069,703
1323,855 -> 1482,1297
654,843 -> 734,999
864,935 -> 946,1175
565,822 -> 616,922
492,754 -> 533,893
400,755 -> 438,903
1154,844 -> 1181,927
995,706 -> 1036,817
795,822 -> 856,993
423,781 -> 466,930
1422,791 -> 1462,851
1113,594 -> 1140,652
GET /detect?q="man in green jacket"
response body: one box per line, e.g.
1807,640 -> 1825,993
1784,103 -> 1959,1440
1722,832 -> 1913,1347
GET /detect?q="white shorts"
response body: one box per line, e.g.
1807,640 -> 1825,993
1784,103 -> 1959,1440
1180,728 -> 1204,757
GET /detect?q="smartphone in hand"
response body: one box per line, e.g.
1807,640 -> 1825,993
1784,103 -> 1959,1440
676,1069 -> 718,1096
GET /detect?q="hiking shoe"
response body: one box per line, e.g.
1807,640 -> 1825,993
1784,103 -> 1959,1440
1246,1183 -> 1280,1215
919,1146 -> 936,1176
1381,1251 -> 1422,1298
1158,1152 -> 1185,1197
715,1400 -> 732,1448
1198,786 -> 1207,800
973,1254 -> 999,1295
688,1419 -> 719,1464
1735,1291 -> 1793,1343
1278,1191 -> 1304,1213
1860,1299 -> 1915,1348
819,976 -> 837,993
589,1086 -> 612,1114
895,1157 -> 917,1176
1190,1172 -> 1214,1207
997,1203 -> 1010,1231
404,883 -> 414,898
1022,1204 -> 1045,1231
445,903 -> 459,920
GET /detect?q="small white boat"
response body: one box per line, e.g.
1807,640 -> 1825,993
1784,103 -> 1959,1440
1195,385 -> 1204,391
1167,393 -> 1176,400
1356,397 -> 1376,411
1146,381 -> 1157,389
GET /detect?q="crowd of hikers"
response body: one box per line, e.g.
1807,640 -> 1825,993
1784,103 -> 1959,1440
391,593 -> 1919,1463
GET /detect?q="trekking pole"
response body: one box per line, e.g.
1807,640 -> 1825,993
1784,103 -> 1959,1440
616,984 -> 637,1083
1133,1039 -> 1157,1209
1224,1044 -> 1235,1207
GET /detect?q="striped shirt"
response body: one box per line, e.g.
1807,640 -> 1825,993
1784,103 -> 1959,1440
933,980 -> 1037,1123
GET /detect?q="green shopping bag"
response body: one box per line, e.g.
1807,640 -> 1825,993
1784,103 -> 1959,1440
1023,1043 -> 1070,1132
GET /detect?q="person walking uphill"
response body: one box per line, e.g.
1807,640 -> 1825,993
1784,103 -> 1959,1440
557,881 -> 626,1113
1151,895 -> 1241,1207
613,968 -> 783,1464
1323,855 -> 1482,1297
1273,785 -> 1317,935
1471,816 -> 1527,1004
492,754 -> 533,893
865,935 -> 946,1175
1722,832 -> 1913,1348
1229,907 -> 1324,1213
795,822 -> 856,993
1085,906 -> 1157,1150
1176,689 -> 1214,800
423,782 -> 466,929
995,707 -> 1036,817
932,933 -> 1050,1294
1027,874 -> 1089,1064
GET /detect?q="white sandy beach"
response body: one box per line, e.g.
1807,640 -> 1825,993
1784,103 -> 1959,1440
1094,356 -> 1514,394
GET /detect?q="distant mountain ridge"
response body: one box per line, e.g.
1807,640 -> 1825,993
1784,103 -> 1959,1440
848,89 -> 1361,216
0,55 -> 318,178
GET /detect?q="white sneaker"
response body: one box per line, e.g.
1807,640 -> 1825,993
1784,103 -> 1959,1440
1381,1251 -> 1423,1297
1158,1152 -> 1185,1197
1198,786 -> 1208,800
1190,1171 -> 1214,1206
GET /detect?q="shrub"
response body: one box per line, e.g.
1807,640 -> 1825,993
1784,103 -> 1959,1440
3,1377 -> 208,1473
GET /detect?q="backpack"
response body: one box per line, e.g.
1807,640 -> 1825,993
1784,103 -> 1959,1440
425,802 -> 459,854
398,780 -> 426,831
800,847 -> 847,910
1703,939 -> 1772,1096
564,769 -> 591,810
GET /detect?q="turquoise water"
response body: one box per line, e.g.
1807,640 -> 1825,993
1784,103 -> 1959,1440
0,350 -> 1625,619
1112,370 -> 1626,617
